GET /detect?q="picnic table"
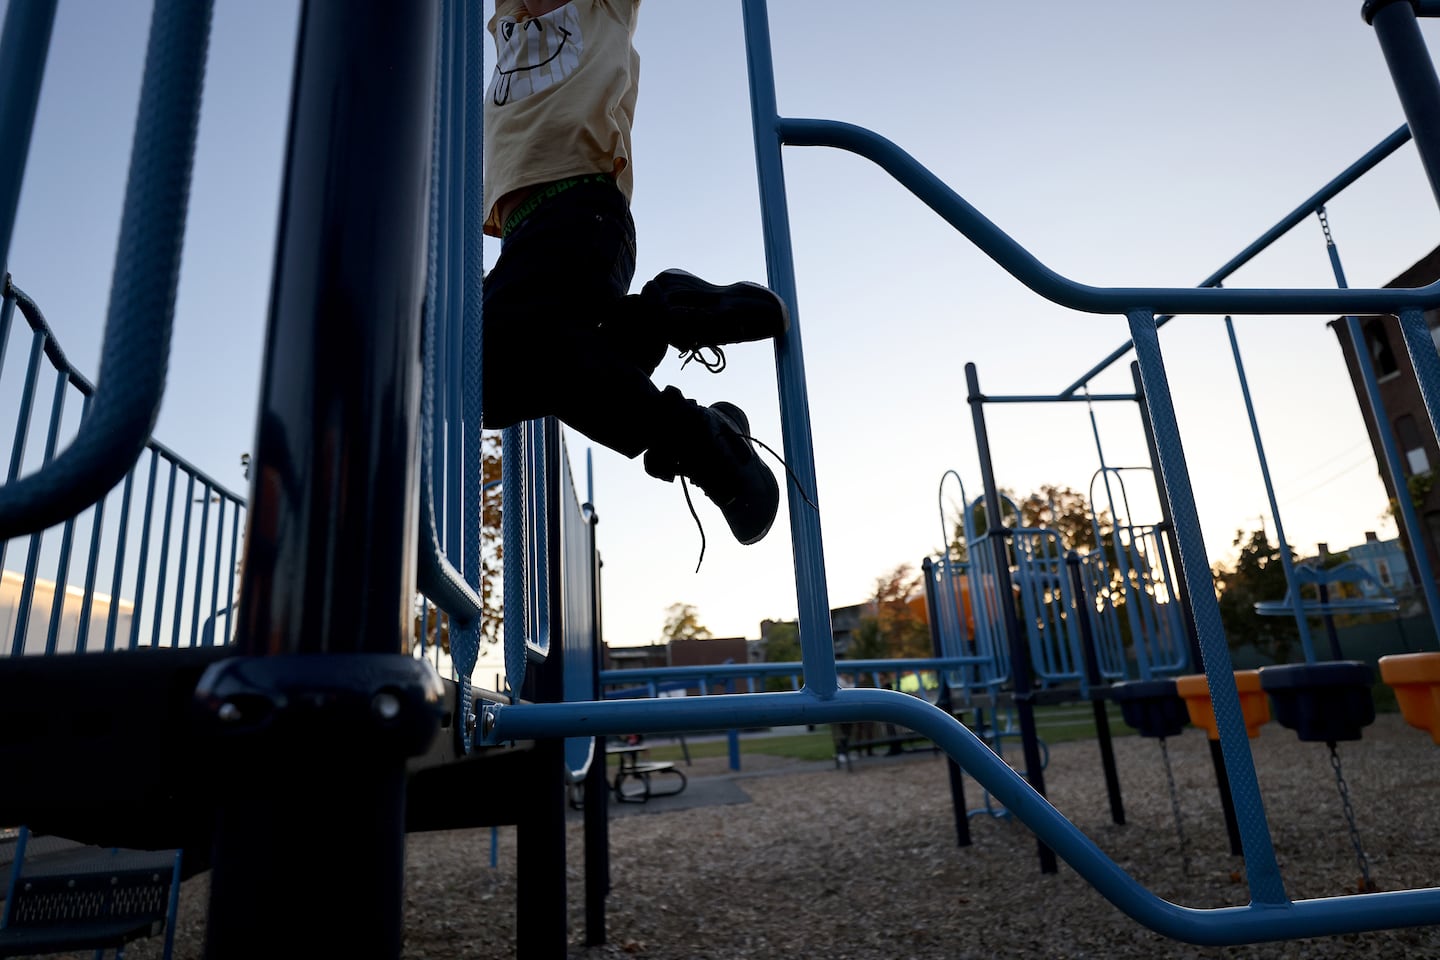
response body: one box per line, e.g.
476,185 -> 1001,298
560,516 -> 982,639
608,741 -> 687,804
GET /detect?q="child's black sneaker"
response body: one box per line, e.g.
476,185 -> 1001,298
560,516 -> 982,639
644,392 -> 780,548
642,269 -> 790,363
697,401 -> 779,545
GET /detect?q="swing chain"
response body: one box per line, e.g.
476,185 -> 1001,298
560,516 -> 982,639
1328,742 -> 1375,892
1317,206 -> 1336,247
1159,737 -> 1191,876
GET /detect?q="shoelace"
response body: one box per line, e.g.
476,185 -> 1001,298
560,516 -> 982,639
681,431 -> 819,573
678,344 -> 726,373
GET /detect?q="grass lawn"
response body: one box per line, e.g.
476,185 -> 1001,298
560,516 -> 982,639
630,702 -> 1139,765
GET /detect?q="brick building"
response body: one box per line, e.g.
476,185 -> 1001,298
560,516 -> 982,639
1329,244 -> 1440,598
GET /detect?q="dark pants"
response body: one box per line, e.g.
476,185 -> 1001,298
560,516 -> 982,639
482,179 -> 676,458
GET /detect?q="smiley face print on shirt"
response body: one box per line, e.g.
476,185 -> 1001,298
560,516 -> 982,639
488,5 -> 584,106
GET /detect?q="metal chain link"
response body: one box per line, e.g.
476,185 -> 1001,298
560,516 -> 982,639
1317,205 -> 1336,246
1159,737 -> 1191,876
1328,743 -> 1376,892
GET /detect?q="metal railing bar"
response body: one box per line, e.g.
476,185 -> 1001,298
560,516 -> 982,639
189,481 -> 211,648
0,0 -> 58,281
169,472 -> 196,648
0,291 -> 15,382
148,460 -> 178,649
206,495 -> 224,645
779,118 -> 1436,318
980,393 -> 1137,404
11,366 -> 66,655
76,460 -> 107,652
36,368 -> 71,655
127,450 -> 160,650
490,686 -> 1439,944
1057,124 -> 1414,394
223,502 -> 239,644
103,463 -> 137,652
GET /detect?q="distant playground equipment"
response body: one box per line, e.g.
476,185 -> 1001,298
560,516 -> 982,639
8,0 -> 1440,955
1211,266 -> 1401,890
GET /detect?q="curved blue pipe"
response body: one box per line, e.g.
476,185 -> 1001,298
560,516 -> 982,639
489,687 -> 1440,945
777,118 -> 1439,317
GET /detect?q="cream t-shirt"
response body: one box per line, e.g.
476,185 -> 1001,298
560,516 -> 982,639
483,0 -> 641,236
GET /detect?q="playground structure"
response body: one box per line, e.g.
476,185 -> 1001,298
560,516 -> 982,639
6,1 -> 1440,957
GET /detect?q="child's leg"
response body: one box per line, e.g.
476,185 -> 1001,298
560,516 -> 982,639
481,179 -> 780,544
482,180 -> 665,455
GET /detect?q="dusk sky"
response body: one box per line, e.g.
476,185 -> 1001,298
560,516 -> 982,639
6,1 -> 1440,679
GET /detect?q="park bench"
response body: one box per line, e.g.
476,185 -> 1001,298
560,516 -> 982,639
831,720 -> 935,772
0,827 -> 182,959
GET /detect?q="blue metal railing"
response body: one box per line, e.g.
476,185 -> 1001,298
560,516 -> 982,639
0,0 -> 213,541
0,282 -> 246,657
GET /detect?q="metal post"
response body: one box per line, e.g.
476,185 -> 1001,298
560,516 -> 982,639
583,496 -> 609,946
199,2 -> 443,956
923,556 -> 971,847
0,0 -> 57,279
1363,4 -> 1440,474
1066,552 -> 1125,827
1324,220 -> 1440,644
517,418 -> 569,959
741,0 -> 837,697
1126,310 -> 1287,905
966,362 -> 1056,873
1131,362 -> 1243,856
1366,0 -> 1440,210
1224,317 -> 1317,662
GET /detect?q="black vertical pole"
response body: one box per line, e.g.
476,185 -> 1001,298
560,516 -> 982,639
584,501 -> 610,945
965,362 -> 1056,874
199,2 -> 443,957
922,556 -> 971,847
1066,552 -> 1125,826
1365,0 -> 1440,211
518,418 -> 569,958
1131,362 -> 1242,856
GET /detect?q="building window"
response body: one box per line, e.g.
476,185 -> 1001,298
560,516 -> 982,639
1365,318 -> 1400,379
1395,414 -> 1431,475
1379,560 -> 1392,586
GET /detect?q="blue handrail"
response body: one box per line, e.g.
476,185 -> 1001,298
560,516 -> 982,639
0,0 -> 214,540
777,118 -> 1440,317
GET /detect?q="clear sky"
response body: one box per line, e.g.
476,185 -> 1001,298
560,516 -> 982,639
7,1 -> 1440,673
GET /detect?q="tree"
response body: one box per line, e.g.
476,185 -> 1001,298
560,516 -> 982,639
413,431 -> 506,657
1212,527 -> 1299,664
760,620 -> 801,691
849,563 -> 932,667
943,484 -> 1107,557
1017,484 -> 1104,553
662,602 -> 712,642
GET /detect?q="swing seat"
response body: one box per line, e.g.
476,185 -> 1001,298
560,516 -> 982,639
1174,670 -> 1271,741
1109,678 -> 1189,739
1378,652 -> 1440,744
1254,561 -> 1400,617
1259,661 -> 1374,743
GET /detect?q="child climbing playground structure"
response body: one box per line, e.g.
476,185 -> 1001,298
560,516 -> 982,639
5,1 -> 1440,957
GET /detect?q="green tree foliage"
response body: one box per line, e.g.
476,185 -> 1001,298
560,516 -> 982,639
413,431 -> 506,656
946,484 -> 1107,556
1212,527 -> 1299,664
662,602 -> 712,642
850,563 -> 932,666
1387,469 -> 1436,521
1017,484 -> 1104,553
761,620 -> 801,691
